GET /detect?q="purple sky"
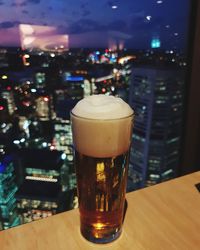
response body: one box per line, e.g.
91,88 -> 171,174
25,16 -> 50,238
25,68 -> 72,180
0,0 -> 190,49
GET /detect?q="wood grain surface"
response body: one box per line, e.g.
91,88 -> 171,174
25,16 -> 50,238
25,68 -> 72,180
0,172 -> 200,250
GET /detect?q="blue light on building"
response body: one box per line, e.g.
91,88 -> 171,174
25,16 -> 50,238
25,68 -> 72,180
66,76 -> 84,82
0,155 -> 20,230
151,38 -> 161,49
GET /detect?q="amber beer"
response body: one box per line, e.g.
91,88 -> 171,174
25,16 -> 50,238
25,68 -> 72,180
71,95 -> 133,243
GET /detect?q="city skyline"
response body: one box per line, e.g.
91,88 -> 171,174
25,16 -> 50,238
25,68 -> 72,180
0,0 -> 190,50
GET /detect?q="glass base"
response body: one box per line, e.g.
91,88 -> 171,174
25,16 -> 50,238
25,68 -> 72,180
81,226 -> 122,244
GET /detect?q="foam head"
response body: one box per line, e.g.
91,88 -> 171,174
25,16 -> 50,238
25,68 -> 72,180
71,95 -> 134,158
71,94 -> 133,119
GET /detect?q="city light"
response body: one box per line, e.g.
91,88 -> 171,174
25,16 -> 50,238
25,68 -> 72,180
31,88 -> 37,93
43,97 -> 49,102
61,153 -> 66,160
13,140 -> 20,144
151,38 -> 161,48
156,0 -> 163,4
25,176 -> 58,183
0,106 -> 4,111
24,54 -> 30,59
1,75 -> 8,80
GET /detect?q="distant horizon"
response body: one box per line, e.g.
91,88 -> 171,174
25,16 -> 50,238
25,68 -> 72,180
0,0 -> 190,50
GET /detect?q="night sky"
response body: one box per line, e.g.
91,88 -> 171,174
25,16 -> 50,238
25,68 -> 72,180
0,0 -> 190,50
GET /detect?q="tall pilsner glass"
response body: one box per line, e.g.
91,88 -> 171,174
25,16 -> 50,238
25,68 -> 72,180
71,95 -> 134,244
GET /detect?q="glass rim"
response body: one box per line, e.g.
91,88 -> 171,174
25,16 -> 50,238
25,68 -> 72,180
70,111 -> 134,121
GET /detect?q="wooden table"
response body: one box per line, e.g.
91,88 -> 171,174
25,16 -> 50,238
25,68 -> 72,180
0,172 -> 200,250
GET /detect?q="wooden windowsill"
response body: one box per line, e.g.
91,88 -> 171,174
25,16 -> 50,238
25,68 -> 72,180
0,172 -> 200,250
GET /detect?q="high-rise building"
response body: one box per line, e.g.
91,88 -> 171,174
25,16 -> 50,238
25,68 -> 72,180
15,149 -> 75,223
0,154 -> 20,230
35,95 -> 55,121
128,66 -> 185,190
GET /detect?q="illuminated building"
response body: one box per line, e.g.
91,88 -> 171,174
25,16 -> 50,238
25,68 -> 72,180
128,67 -> 185,190
0,98 -> 10,123
62,74 -> 84,99
0,155 -> 20,230
35,95 -> 55,121
1,89 -> 16,115
35,71 -> 46,89
16,149 -> 75,223
151,38 -> 161,49
0,49 -> 8,68
53,119 -> 76,191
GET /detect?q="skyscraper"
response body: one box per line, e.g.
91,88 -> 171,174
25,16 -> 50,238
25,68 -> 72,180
128,66 -> 185,190
0,154 -> 20,230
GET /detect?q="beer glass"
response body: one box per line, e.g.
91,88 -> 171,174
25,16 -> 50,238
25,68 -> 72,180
71,96 -> 133,244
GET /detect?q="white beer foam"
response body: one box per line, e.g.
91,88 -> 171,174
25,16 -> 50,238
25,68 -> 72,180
71,95 -> 134,157
72,95 -> 133,119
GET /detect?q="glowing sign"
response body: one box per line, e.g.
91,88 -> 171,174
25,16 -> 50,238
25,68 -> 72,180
151,38 -> 161,48
66,76 -> 84,81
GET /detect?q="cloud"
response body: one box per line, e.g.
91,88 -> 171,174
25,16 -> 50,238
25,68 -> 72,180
11,0 -> 41,6
80,2 -> 88,9
22,10 -> 29,14
107,20 -> 127,31
27,0 -> 41,4
11,2 -> 27,7
0,21 -> 20,29
82,10 -> 91,17
69,19 -> 104,34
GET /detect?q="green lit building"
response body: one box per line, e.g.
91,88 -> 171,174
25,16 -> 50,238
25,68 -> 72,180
0,155 -> 20,230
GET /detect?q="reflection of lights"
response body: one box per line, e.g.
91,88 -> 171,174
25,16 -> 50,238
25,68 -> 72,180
31,88 -> 37,93
0,106 -> 4,111
1,75 -> 8,80
7,86 -> 11,91
23,37 -> 35,45
61,153 -> 66,160
13,140 -> 20,144
24,54 -> 30,59
172,58 -> 175,62
146,16 -> 152,21
20,138 -> 25,143
111,5 -> 118,9
20,24 -> 34,35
